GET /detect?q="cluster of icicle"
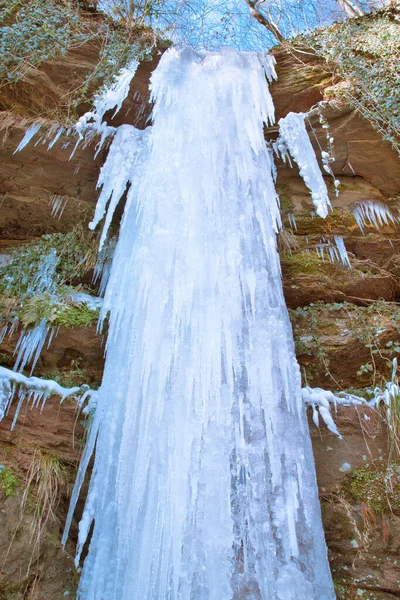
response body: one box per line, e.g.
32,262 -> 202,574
302,386 -> 363,439
352,199 -> 400,233
0,365 -> 97,430
13,58 -> 139,164
61,47 -> 335,600
314,234 -> 351,268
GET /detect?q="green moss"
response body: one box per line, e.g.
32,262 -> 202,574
293,209 -> 357,236
275,181 -> 295,213
281,251 -> 328,276
0,466 -> 19,497
18,293 -> 99,329
346,461 -> 400,515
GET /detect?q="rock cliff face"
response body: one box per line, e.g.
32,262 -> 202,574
0,39 -> 399,600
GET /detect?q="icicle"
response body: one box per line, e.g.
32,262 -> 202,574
288,212 -> 297,230
13,319 -> 54,375
92,237 -> 117,296
47,126 -> 65,150
89,125 -> 151,250
27,248 -> 59,295
73,58 -> 139,145
334,235 -> 351,268
13,123 -> 42,154
275,112 -> 332,218
302,386 -> 366,439
91,58 -> 139,123
352,199 -> 399,233
71,47 -> 335,600
49,194 -> 69,219
0,365 -> 94,429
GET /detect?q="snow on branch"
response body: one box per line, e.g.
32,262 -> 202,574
0,366 -> 97,431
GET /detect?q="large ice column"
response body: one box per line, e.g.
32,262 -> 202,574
68,47 -> 335,600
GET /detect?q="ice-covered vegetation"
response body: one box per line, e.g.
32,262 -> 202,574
0,227 -> 101,375
0,365 -> 95,429
304,6 -> 400,154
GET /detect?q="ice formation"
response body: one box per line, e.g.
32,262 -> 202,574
64,48 -> 335,600
92,237 -> 117,297
334,235 -> 351,268
49,194 -> 69,219
275,112 -> 332,218
73,58 -> 139,158
302,386 -> 364,439
352,199 -> 400,233
13,319 -> 55,375
315,235 -> 351,268
13,122 -> 42,154
88,58 -> 139,125
0,365 -> 95,429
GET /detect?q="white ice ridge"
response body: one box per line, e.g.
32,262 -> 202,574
66,47 -> 335,600
85,58 -> 139,125
303,359 -> 400,438
275,112 -> 332,218
0,365 -> 95,430
352,199 -> 400,233
88,125 -> 151,249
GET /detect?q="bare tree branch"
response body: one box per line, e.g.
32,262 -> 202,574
336,0 -> 365,17
244,0 -> 285,42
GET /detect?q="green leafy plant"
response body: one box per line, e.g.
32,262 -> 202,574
0,0 -> 166,120
0,465 -> 20,497
302,7 -> 400,154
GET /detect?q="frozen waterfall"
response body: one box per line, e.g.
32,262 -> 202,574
67,47 -> 335,600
